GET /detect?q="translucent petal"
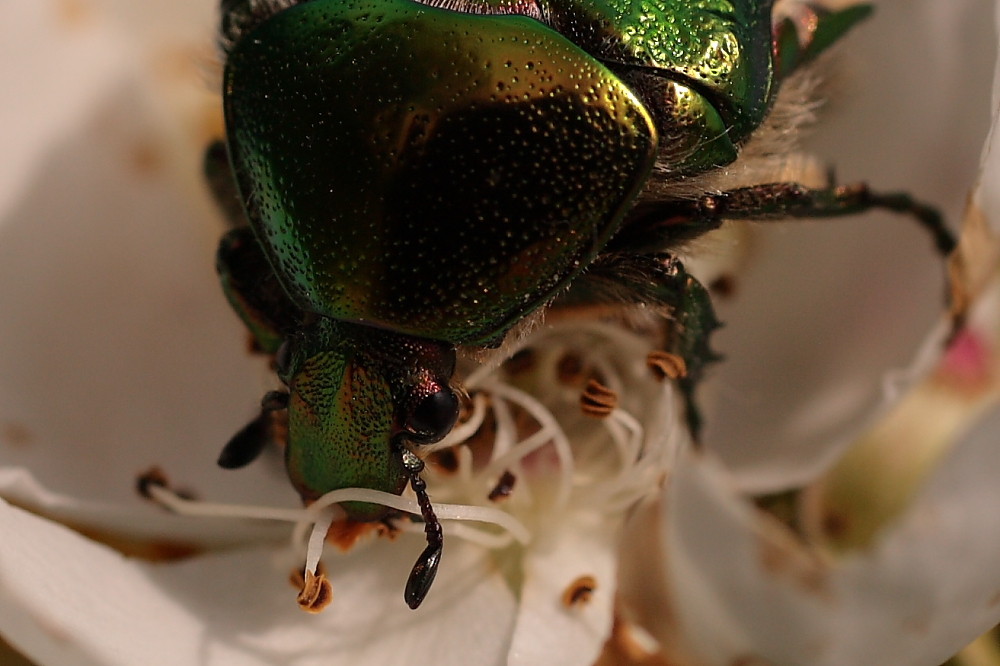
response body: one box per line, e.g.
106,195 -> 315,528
661,405 -> 1000,666
508,517 -> 619,666
0,496 -> 518,666
0,0 -> 290,517
702,0 -> 996,490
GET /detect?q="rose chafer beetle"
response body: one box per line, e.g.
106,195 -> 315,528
204,0 -> 955,608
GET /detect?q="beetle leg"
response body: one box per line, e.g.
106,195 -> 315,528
216,228 -> 304,468
565,254 -> 722,439
204,140 -> 248,229
217,226 -> 305,355
708,181 -> 956,255
614,180 -> 955,257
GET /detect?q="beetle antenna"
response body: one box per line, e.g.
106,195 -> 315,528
398,445 -> 443,609
217,390 -> 289,469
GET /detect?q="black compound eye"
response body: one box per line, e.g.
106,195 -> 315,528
405,388 -> 460,444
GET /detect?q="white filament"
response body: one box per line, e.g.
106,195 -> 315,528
147,319 -> 684,595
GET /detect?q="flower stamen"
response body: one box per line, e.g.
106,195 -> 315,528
646,350 -> 687,380
562,575 -> 598,608
581,378 -> 619,417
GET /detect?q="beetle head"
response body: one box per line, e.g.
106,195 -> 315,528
277,318 -> 458,521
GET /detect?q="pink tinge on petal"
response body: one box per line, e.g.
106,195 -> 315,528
936,328 -> 993,391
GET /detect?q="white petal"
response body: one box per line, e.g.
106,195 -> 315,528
0,0 -> 291,516
0,496 -> 519,666
702,0 -> 996,490
147,534 -> 518,666
660,405 -> 1000,666
0,497 -> 219,666
508,517 -> 619,666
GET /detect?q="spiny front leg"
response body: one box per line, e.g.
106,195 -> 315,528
564,253 -> 723,439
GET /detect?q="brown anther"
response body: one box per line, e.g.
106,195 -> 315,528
556,352 -> 586,385
562,575 -> 597,608
709,273 -> 737,298
580,379 -> 617,418
136,467 -> 169,500
297,570 -> 333,613
289,561 -> 327,589
503,348 -> 537,375
428,447 -> 460,474
488,470 -> 517,502
646,351 -> 687,380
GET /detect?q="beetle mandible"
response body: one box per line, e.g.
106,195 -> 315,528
204,0 -> 955,609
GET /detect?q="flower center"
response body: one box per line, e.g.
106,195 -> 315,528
143,318 -> 686,610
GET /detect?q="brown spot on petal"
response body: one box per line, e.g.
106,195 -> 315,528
581,379 -> 618,417
562,575 -> 597,608
297,570 -> 333,613
0,421 -> 33,447
488,470 -> 517,501
56,0 -> 95,28
128,140 -> 165,177
646,351 -> 687,380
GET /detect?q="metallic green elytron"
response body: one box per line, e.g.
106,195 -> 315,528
205,0 -> 954,608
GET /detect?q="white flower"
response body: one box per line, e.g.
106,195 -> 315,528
0,1 -> 997,665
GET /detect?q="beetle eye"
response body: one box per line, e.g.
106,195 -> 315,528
404,388 -> 459,444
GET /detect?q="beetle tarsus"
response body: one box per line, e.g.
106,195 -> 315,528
399,447 -> 444,609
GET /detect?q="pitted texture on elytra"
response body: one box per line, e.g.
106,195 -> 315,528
539,0 -> 775,162
416,0 -> 775,151
225,0 -> 657,344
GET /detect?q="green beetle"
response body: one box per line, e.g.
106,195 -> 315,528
204,0 -> 954,608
